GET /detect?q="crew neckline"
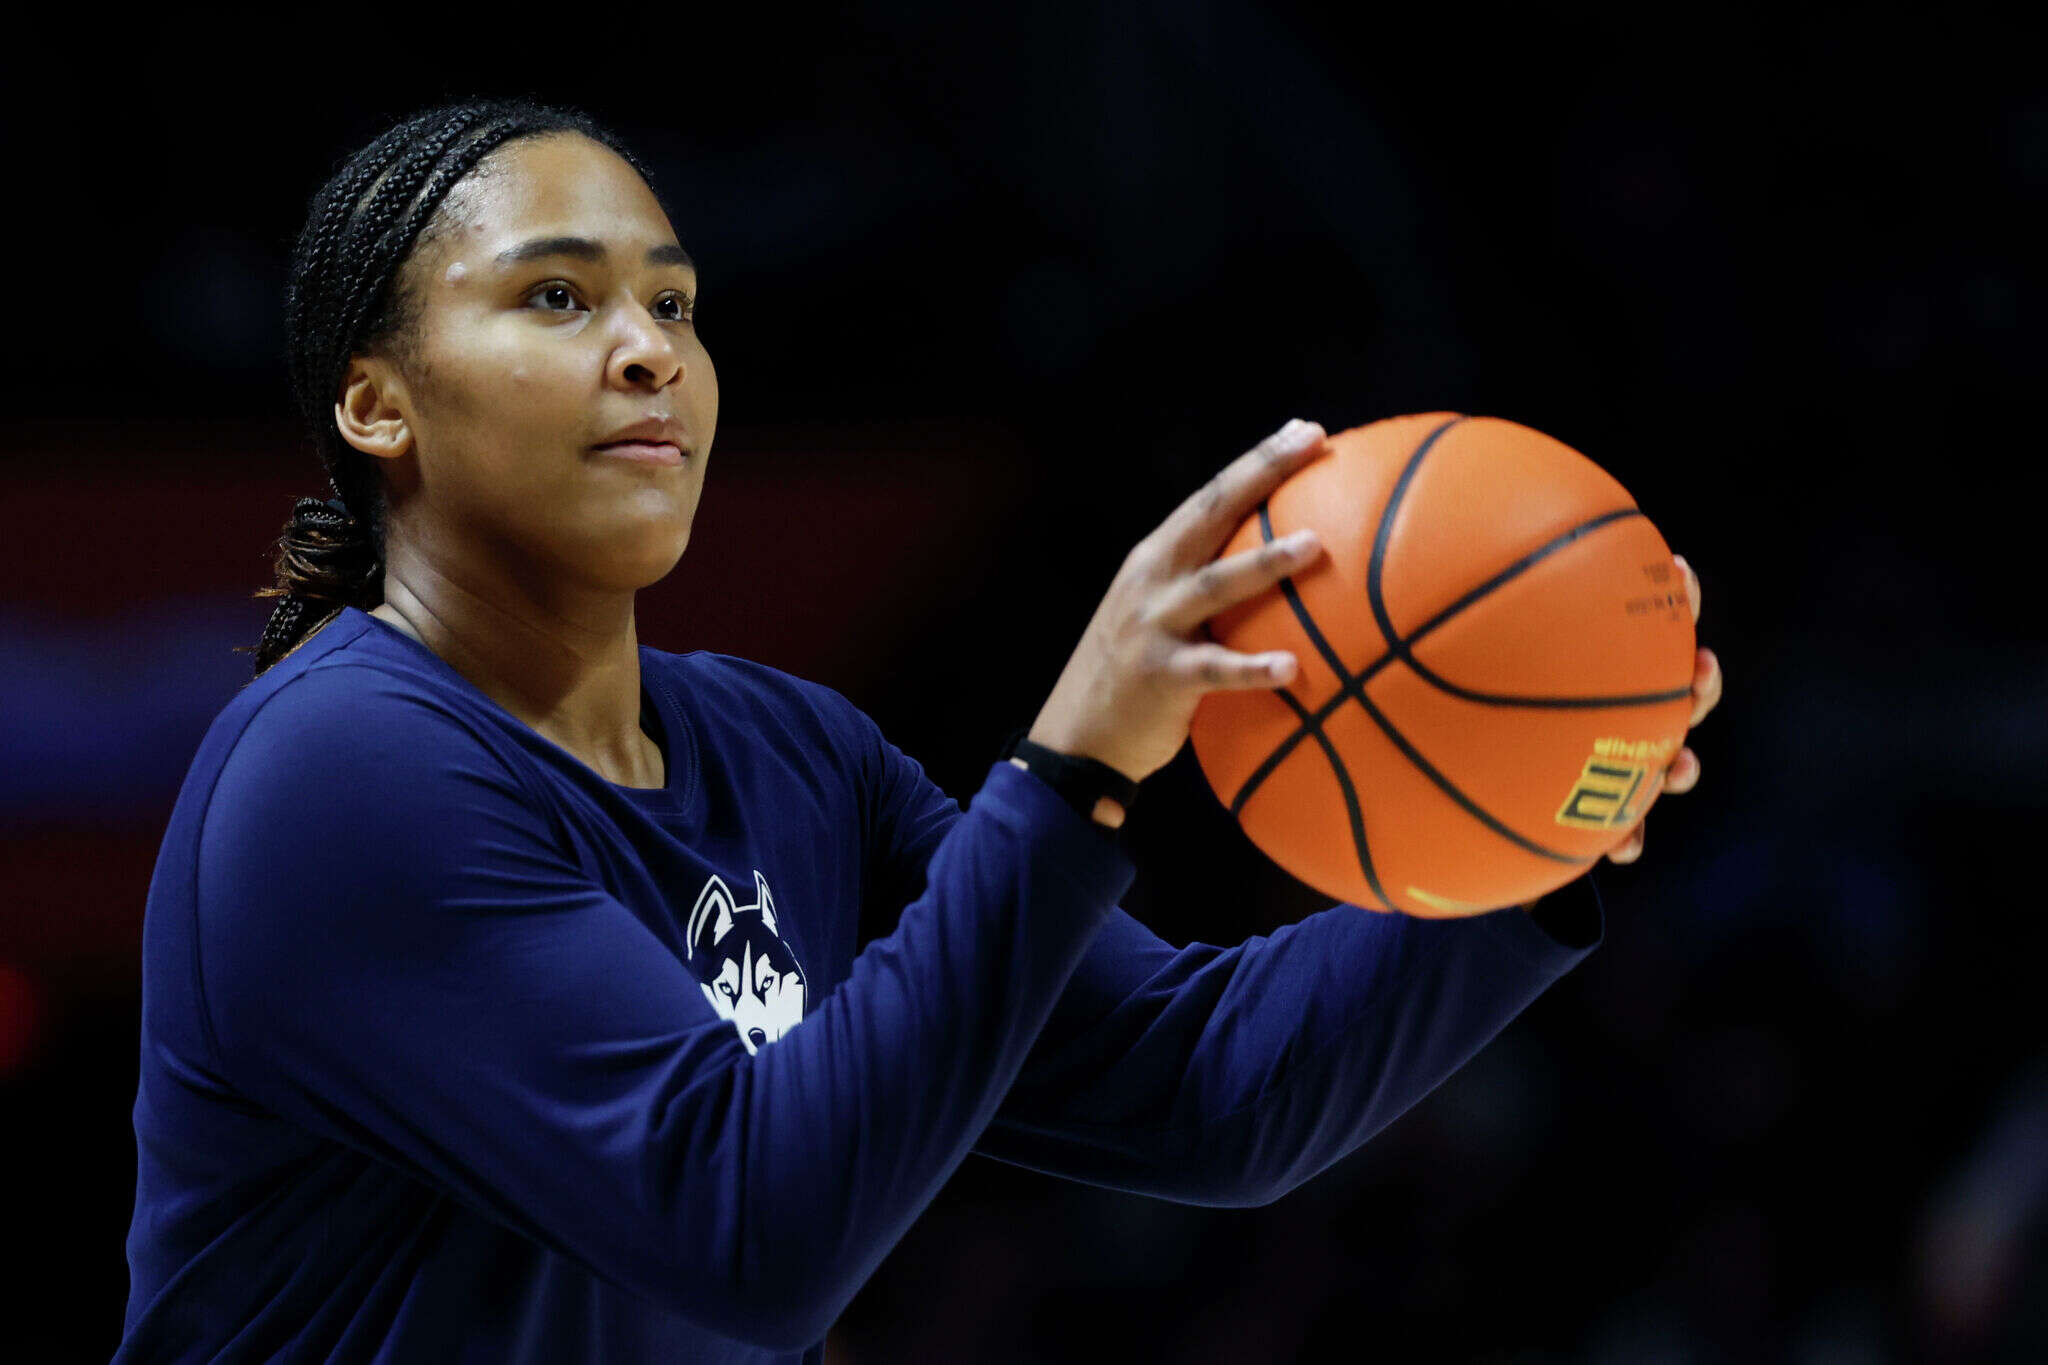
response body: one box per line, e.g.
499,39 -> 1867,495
342,606 -> 696,811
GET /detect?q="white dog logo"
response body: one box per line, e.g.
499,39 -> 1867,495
684,869 -> 806,1054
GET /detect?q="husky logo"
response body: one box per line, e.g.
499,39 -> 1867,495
684,869 -> 806,1054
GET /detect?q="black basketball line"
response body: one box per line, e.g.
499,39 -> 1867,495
1222,414 -> 1700,890
1383,509 -> 1692,709
1270,685 -> 1394,909
1368,418 -> 1690,709
1230,502 -> 1667,821
1363,415 -> 1470,658
1245,514 -> 1591,870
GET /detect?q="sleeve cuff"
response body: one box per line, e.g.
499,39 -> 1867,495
1474,870 -> 1606,967
974,759 -> 1139,902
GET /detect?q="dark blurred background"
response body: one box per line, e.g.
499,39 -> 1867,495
4,6 -> 2043,1361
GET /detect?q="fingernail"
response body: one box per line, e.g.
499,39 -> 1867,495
1276,419 -> 1322,451
1673,554 -> 1689,571
1285,528 -> 1320,551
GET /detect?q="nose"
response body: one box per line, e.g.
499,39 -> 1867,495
747,1028 -> 766,1048
607,309 -> 685,391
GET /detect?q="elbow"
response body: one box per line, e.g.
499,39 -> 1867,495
1133,1168 -> 1290,1210
731,1273 -> 851,1353
726,1300 -> 839,1356
641,1248 -> 851,1353
1200,1149 -> 1322,1208
1208,1175 -> 1290,1209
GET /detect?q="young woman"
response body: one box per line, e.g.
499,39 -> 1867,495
117,98 -> 1720,1362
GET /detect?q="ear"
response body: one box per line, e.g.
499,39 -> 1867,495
685,875 -> 737,959
752,869 -> 777,935
334,355 -> 415,462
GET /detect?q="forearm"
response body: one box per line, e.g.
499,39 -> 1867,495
974,875 -> 1603,1206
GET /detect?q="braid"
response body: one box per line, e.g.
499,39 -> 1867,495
243,97 -> 656,677
327,111 -> 498,356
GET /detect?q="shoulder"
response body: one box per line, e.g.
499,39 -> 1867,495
194,659 -> 558,960
205,658 -> 535,846
228,657 -> 506,768
217,607 -> 522,769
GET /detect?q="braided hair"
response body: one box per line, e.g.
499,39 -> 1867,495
241,97 -> 657,676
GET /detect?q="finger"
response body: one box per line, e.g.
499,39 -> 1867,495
1155,419 -> 1329,568
1607,825 -> 1645,864
1151,527 -> 1325,634
1690,647 -> 1722,728
1675,554 -> 1701,625
1160,640 -> 1301,693
1662,747 -> 1701,794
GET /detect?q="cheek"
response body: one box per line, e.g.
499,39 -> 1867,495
416,348 -> 583,490
455,331 -> 586,438
689,343 -> 720,418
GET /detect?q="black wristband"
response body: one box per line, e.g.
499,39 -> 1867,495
997,726 -> 1141,825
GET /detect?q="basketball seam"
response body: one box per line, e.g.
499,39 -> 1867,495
1270,685 -> 1392,910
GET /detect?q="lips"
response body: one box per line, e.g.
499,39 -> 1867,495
592,440 -> 685,465
593,414 -> 687,457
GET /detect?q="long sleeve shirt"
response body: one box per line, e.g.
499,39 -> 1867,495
116,604 -> 1601,1363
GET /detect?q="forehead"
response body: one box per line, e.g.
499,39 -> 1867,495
435,132 -> 678,261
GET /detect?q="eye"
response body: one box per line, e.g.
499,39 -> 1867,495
653,290 -> 695,322
525,281 -> 584,313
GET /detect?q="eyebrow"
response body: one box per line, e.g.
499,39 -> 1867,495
492,236 -> 694,271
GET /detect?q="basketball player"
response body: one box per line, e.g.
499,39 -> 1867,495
116,98 -> 1722,1362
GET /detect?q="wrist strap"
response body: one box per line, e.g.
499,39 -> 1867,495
997,726 -> 1141,822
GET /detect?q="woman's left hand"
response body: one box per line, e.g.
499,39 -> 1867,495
1605,554 -> 1720,865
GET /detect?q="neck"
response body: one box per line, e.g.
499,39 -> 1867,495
369,543 -> 663,789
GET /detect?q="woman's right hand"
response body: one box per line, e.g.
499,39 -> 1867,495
1025,418 -> 1332,788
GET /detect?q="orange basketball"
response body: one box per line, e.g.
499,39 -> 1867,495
1188,412 -> 1695,917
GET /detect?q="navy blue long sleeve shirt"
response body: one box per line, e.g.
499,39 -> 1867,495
117,605 -> 1601,1361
